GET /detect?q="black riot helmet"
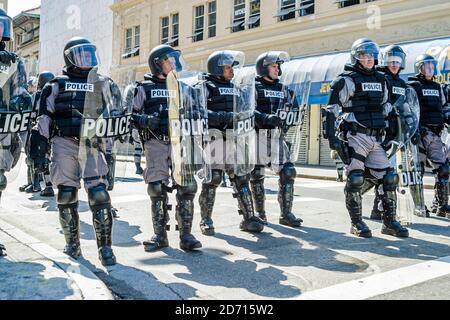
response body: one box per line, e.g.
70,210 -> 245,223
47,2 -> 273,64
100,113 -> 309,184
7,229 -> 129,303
415,54 -> 438,77
0,9 -> 12,42
148,45 -> 185,76
381,45 -> 406,71
63,37 -> 99,71
350,38 -> 380,66
255,51 -> 290,78
207,50 -> 245,77
37,71 -> 55,90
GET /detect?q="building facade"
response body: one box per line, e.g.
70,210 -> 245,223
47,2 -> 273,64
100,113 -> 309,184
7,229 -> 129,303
111,0 -> 450,166
0,0 -> 7,12
40,0 -> 114,76
12,7 -> 40,78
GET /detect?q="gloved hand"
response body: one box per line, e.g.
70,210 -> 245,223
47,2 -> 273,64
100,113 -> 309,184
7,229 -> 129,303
0,51 -> 17,65
264,114 -> 283,127
132,113 -> 160,130
218,111 -> 234,128
411,131 -> 421,145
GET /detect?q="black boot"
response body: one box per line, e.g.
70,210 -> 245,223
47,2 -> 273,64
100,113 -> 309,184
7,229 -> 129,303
199,184 -> 216,236
143,192 -> 170,252
232,175 -> 265,233
0,243 -> 6,257
59,204 -> 82,259
20,166 -> 33,192
135,163 -> 144,175
92,208 -> 116,266
432,179 -> 450,218
278,183 -> 302,227
380,187 -> 409,238
345,175 -> 372,238
176,198 -> 202,251
40,183 -> 55,197
250,178 -> 267,224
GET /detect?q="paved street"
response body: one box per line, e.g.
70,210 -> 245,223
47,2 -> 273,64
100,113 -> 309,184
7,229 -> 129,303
0,157 -> 449,300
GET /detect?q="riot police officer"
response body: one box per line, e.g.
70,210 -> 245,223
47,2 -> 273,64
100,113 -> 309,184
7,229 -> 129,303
30,37 -> 121,266
198,50 -> 265,236
409,54 -> 450,219
250,51 -> 302,227
0,9 -> 32,256
369,45 -> 409,220
324,38 -> 409,238
132,45 -> 202,252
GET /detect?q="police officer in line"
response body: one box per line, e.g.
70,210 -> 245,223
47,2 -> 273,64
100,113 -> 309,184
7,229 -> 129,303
250,51 -> 303,227
30,37 -> 121,266
132,45 -> 202,252
324,38 -> 409,238
368,45 -> 410,220
198,50 -> 265,236
408,54 -> 450,219
0,9 -> 31,256
27,71 -> 56,197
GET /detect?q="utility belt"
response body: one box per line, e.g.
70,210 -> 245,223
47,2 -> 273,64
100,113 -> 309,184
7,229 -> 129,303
343,122 -> 385,141
141,129 -> 170,143
422,124 -> 444,136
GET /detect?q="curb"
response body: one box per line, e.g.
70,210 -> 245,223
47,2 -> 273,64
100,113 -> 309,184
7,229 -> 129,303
0,218 -> 113,300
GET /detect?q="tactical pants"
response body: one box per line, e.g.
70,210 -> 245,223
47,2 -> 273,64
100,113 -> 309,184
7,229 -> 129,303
418,128 -> 447,169
143,139 -> 172,184
254,129 -> 291,173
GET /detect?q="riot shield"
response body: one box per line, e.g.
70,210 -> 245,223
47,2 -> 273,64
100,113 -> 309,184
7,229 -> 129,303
166,70 -> 210,186
392,87 -> 424,223
78,68 -> 132,190
232,61 -> 256,176
0,58 -> 33,184
280,67 -> 311,164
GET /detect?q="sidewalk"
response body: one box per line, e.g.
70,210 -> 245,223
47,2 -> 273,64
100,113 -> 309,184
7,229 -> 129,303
0,217 -> 113,300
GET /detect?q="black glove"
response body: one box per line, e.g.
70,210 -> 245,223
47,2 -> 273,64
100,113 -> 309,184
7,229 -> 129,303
218,111 -> 234,128
10,94 -> 31,112
132,113 -> 160,130
0,51 -> 16,65
411,131 -> 421,145
29,130 -> 50,173
263,114 -> 283,127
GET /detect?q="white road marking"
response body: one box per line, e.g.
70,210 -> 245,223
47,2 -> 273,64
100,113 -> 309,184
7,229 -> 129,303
293,255 -> 450,300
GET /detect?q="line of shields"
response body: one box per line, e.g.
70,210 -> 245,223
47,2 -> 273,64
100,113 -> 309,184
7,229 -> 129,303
0,58 -> 33,185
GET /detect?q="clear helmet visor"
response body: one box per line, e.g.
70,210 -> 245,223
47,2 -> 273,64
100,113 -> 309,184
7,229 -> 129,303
383,51 -> 406,69
218,50 -> 245,69
263,51 -> 290,66
354,42 -> 380,61
65,44 -> 99,69
420,59 -> 438,77
156,50 -> 186,73
0,16 -> 12,41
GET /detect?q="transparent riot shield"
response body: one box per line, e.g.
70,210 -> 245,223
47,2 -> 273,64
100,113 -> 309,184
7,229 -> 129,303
232,64 -> 256,176
392,87 -> 423,224
166,70 -> 210,186
0,58 -> 33,185
78,68 -> 132,191
280,68 -> 312,164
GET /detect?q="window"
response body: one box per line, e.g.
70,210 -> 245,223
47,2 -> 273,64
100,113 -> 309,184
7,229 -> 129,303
337,0 -> 360,8
160,14 -> 179,47
123,26 -> 141,59
276,0 -> 314,21
193,5 -> 205,42
134,26 -> 140,48
247,0 -> 260,29
125,28 -> 132,52
232,0 -> 246,33
161,16 -> 169,44
208,1 -> 216,38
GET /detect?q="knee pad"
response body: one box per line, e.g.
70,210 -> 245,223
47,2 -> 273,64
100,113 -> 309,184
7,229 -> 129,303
177,182 -> 197,201
88,184 -> 111,211
346,170 -> 365,192
251,166 -> 265,182
437,163 -> 450,180
0,171 -> 7,192
383,170 -> 399,192
233,174 -> 250,189
207,170 -> 223,188
57,185 -> 78,207
147,181 -> 166,200
279,163 -> 296,184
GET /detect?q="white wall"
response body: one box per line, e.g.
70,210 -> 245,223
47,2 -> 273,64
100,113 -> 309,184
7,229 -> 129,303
39,0 -> 114,76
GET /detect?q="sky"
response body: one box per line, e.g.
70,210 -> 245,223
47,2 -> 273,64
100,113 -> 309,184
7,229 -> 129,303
7,0 -> 41,18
